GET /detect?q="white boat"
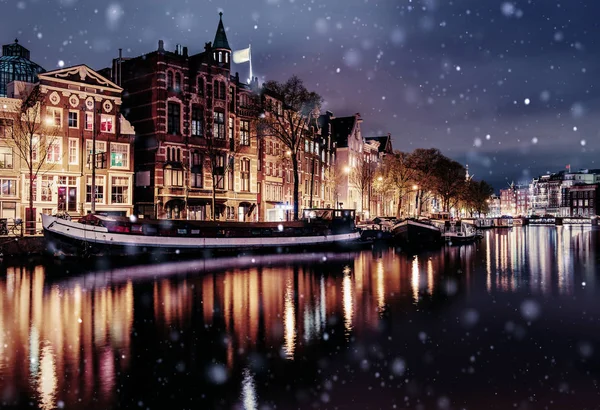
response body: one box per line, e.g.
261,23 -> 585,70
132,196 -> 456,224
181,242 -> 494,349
42,209 -> 361,257
443,222 -> 479,245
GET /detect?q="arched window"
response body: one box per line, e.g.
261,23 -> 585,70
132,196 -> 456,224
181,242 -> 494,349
175,72 -> 182,91
167,71 -> 173,89
225,53 -> 229,63
197,77 -> 204,96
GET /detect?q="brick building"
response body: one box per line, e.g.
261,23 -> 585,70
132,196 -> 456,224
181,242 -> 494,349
568,184 -> 599,217
114,13 -> 259,221
0,65 -> 135,227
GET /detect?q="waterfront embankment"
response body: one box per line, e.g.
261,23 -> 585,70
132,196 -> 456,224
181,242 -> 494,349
0,236 -> 46,257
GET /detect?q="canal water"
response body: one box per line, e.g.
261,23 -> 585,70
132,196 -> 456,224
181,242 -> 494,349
1,226 -> 600,409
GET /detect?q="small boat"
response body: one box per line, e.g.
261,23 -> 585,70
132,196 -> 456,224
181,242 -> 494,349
474,218 -> 494,229
391,218 -> 442,249
438,221 -> 479,245
358,216 -> 396,243
42,208 -> 361,257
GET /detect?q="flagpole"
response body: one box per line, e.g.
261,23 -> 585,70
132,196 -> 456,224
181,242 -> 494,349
248,44 -> 253,84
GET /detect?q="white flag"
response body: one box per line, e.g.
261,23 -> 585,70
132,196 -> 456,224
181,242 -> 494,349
232,47 -> 250,64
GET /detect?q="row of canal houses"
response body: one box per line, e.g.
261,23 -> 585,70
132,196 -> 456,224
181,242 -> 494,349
0,14 -> 394,227
498,169 -> 600,218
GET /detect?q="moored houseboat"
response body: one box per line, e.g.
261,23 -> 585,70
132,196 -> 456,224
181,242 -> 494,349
391,218 -> 443,249
437,220 -> 480,245
42,209 -> 361,257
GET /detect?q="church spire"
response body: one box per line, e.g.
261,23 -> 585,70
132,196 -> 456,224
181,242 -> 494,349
213,12 -> 231,51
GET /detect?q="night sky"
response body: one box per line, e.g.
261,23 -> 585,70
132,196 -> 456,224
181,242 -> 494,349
1,0 -> 598,189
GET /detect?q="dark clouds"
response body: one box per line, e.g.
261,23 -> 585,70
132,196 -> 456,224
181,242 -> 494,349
1,0 -> 598,189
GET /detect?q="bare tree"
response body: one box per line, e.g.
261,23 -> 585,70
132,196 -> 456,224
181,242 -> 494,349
349,154 -> 376,217
1,85 -> 61,234
409,148 -> 442,216
198,129 -> 244,221
258,76 -> 322,220
433,156 -> 466,212
380,151 -> 416,218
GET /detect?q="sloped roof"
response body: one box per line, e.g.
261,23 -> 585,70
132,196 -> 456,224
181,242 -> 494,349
365,135 -> 393,154
213,12 -> 231,50
331,116 -> 356,148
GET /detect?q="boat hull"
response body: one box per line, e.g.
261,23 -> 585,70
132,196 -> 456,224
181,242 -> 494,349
42,214 -> 362,257
391,220 -> 442,249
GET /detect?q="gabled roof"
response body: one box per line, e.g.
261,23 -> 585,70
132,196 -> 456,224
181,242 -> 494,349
331,116 -> 357,148
213,12 -> 231,50
40,64 -> 122,91
365,134 -> 393,154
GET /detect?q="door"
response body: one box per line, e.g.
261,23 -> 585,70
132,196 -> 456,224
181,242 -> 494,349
68,187 -> 77,212
57,187 -> 67,211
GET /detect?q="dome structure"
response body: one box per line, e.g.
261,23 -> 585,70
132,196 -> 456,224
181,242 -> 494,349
0,39 -> 45,97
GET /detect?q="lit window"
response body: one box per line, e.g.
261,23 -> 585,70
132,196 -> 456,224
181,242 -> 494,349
86,175 -> 105,203
240,120 -> 250,146
241,158 -> 250,192
0,147 -> 13,169
46,140 -> 61,163
111,176 -> 130,204
100,115 -> 114,133
213,111 -> 225,139
191,107 -> 203,137
47,107 -> 62,127
68,138 -> 78,165
85,112 -> 94,131
0,179 -> 17,196
110,143 -> 129,168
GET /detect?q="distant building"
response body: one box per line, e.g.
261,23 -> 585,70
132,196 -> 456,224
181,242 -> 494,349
331,113 -> 363,213
499,187 -> 516,216
568,184 -> 599,217
0,39 -> 45,97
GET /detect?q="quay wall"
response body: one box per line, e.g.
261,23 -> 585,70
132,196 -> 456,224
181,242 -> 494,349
0,236 -> 46,258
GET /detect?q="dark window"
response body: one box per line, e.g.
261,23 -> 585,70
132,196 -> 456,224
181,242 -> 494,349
197,77 -> 204,96
220,82 -> 226,100
191,107 -> 203,137
68,111 -> 78,128
214,154 -> 225,189
191,151 -> 203,188
167,71 -> 173,89
175,73 -> 182,91
168,102 -> 180,134
213,80 -> 220,99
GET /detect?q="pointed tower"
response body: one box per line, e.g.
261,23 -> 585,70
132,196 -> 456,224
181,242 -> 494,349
212,12 -> 231,70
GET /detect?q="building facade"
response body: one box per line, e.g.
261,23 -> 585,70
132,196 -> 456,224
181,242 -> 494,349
0,65 -> 135,227
115,13 -> 260,221
568,184 -> 599,217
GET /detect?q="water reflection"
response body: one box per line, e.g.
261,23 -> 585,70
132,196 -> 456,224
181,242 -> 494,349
0,266 -> 133,409
0,226 -> 598,409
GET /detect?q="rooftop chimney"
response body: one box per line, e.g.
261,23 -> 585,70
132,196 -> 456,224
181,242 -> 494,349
158,40 -> 164,51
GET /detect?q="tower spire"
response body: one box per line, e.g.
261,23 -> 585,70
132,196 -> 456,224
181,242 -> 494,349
213,12 -> 231,50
